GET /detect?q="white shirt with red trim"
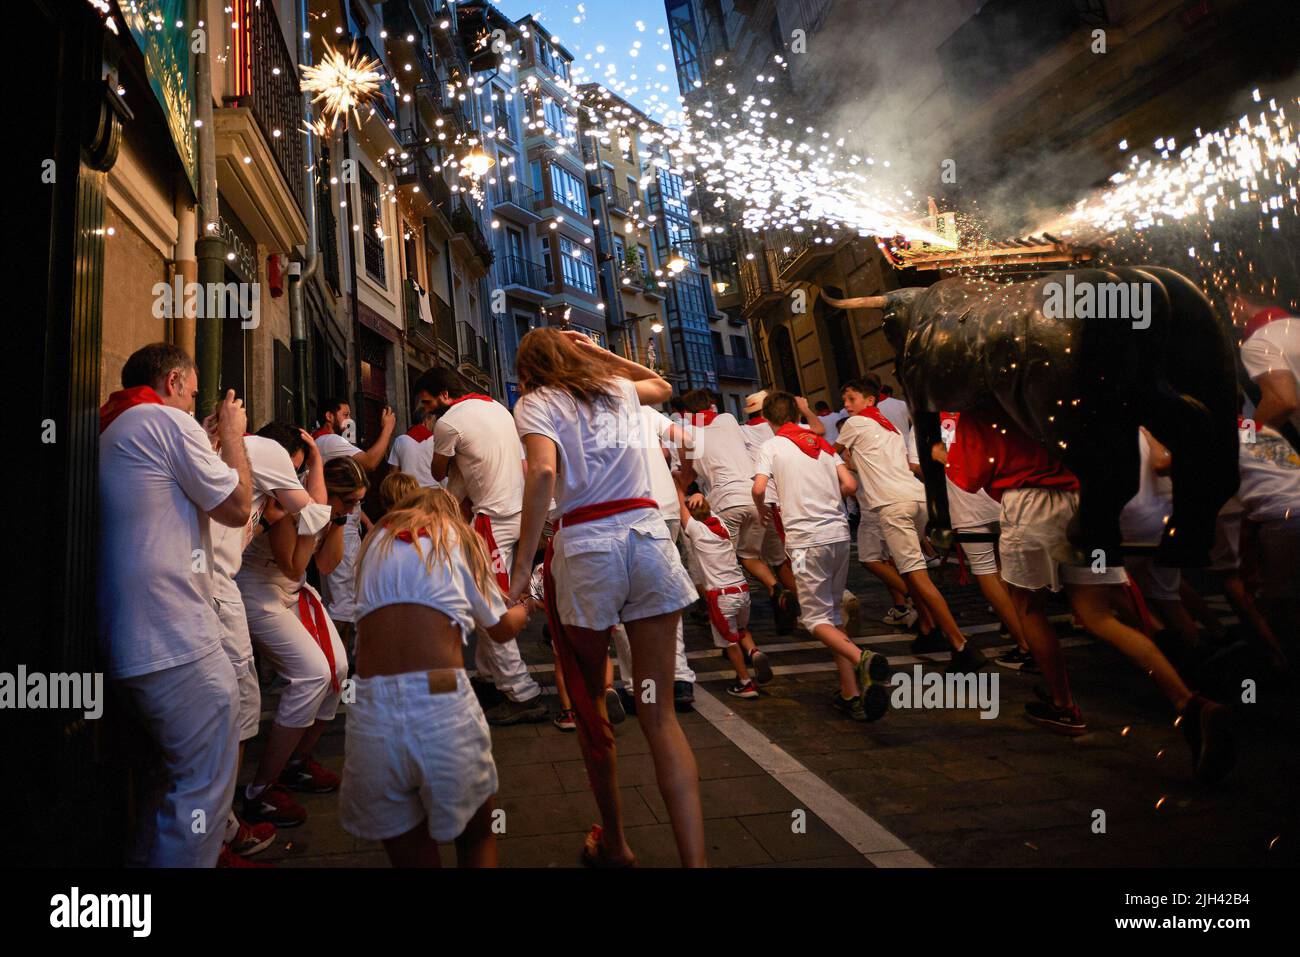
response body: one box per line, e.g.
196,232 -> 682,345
837,413 -> 926,510
387,433 -> 438,488
315,432 -> 362,462
752,436 -> 850,549
434,398 -> 525,520
681,516 -> 747,591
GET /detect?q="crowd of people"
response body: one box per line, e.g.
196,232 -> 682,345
97,299 -> 1297,868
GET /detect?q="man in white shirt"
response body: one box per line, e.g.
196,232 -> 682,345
837,377 -> 985,672
415,369 -> 546,724
312,397 -> 394,645
752,392 -> 890,722
1238,303 -> 1299,440
98,343 -> 252,867
877,385 -> 912,437
386,410 -> 440,488
814,400 -> 841,445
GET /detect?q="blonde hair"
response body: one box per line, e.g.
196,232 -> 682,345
379,471 -> 420,512
355,487 -> 499,600
514,327 -> 619,407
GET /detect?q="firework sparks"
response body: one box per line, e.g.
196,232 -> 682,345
300,43 -> 384,132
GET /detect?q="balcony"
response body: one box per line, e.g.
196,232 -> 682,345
498,255 -> 550,296
603,185 -> 634,214
739,249 -> 788,318
450,199 -> 495,269
457,321 -> 491,376
714,353 -> 759,382
359,35 -> 401,128
493,181 -> 542,220
404,278 -> 456,357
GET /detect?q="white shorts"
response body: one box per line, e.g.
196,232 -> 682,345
339,669 -> 497,843
241,578 -> 350,729
999,488 -> 1129,592
788,540 -> 851,631
856,507 -> 890,563
1124,556 -> 1182,601
551,508 -> 699,632
875,500 -> 929,575
718,504 -> 766,562
706,588 -> 751,648
955,523 -> 1000,577
214,596 -> 261,742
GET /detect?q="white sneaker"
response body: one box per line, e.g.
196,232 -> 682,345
882,604 -> 917,628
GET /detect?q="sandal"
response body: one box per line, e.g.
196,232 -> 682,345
579,824 -> 636,868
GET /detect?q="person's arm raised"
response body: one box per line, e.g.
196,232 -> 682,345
354,406 -> 397,472
209,390 -> 253,528
560,330 -> 672,405
510,433 -> 558,602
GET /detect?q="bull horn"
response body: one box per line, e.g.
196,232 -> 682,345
818,290 -> 889,310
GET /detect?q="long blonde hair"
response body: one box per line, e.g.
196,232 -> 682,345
515,327 -> 618,407
355,487 -> 499,599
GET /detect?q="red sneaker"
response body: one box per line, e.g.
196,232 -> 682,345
230,816 -> 276,857
241,784 -> 307,828
218,845 -> 274,868
279,757 -> 341,794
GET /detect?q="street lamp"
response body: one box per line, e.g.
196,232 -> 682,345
651,321 -> 664,334
459,144 -> 495,179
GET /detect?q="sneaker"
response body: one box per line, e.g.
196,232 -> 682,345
831,692 -> 868,722
616,686 -> 637,716
241,784 -> 307,828
883,604 -> 918,628
994,647 -> 1032,670
910,630 -> 948,654
1178,694 -> 1235,784
947,643 -> 988,674
485,695 -> 549,726
1019,655 -> 1041,676
553,708 -> 577,732
749,649 -> 774,685
218,845 -> 274,868
279,757 -> 340,794
1025,700 -> 1088,736
856,650 -> 892,722
728,680 -> 759,699
604,687 -> 627,725
229,817 -> 276,857
673,680 -> 695,712
470,674 -> 504,708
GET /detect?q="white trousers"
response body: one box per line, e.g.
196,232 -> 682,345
472,513 -> 542,703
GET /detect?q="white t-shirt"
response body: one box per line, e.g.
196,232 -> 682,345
1237,427 -> 1300,526
98,404 -> 238,678
640,406 -> 680,521
878,396 -> 912,437
687,412 -> 758,512
817,414 -> 840,445
836,413 -> 926,510
741,418 -> 774,466
1120,430 -> 1173,543
434,398 -> 525,520
681,516 -> 747,591
752,435 -> 850,549
315,432 -> 363,462
387,432 -> 438,488
212,435 -> 306,601
354,528 -> 507,639
514,378 -> 653,516
312,430 -> 364,620
1241,317 -> 1300,435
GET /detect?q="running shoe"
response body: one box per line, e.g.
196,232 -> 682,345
831,692 -> 868,722
882,604 -> 918,628
553,708 -> 577,732
673,680 -> 695,712
994,647 -> 1033,670
485,695 -> 549,726
218,846 -> 274,868
1019,655 -> 1041,676
616,685 -> 637,716
856,650 -> 893,722
727,680 -> 760,699
241,784 -> 307,828
279,757 -> 340,794
229,817 -> 276,858
749,649 -> 774,685
947,643 -> 988,674
604,686 -> 627,725
910,630 -> 948,655
1178,694 -> 1236,784
1025,700 -> 1088,736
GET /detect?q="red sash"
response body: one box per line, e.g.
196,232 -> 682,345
472,513 -> 511,590
99,386 -> 164,434
447,393 -> 495,408
705,584 -> 749,644
702,516 -> 730,540
776,422 -> 835,459
406,424 -> 433,442
855,406 -> 898,434
546,497 -> 658,766
771,504 -> 786,544
1122,577 -> 1157,638
297,590 -> 341,693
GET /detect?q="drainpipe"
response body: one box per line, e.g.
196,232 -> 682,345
288,0 -> 320,427
173,196 -> 197,356
194,3 -> 226,413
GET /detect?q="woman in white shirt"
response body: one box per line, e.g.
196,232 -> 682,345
341,488 -> 529,867
509,328 -> 704,867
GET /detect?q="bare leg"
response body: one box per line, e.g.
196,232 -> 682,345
741,556 -> 777,591
975,572 -> 1027,652
1179,579 -> 1228,639
903,569 -> 967,650
864,560 -> 909,604
776,561 -> 798,593
625,611 -> 706,867
453,798 -> 499,868
382,820 -> 442,868
1151,597 -> 1201,645
1069,584 -> 1192,710
251,722 -> 308,789
1012,586 -> 1073,708
725,644 -> 752,683
291,719 -> 330,762
551,640 -> 573,712
1220,574 -> 1289,668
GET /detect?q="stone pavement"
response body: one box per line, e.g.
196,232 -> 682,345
247,552 -> 1299,868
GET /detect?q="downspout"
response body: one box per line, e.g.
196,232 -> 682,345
194,0 -> 226,412
289,0 -> 320,427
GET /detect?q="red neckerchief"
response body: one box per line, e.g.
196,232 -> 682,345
746,415 -> 767,427
447,393 -> 495,408
311,425 -> 333,439
776,422 -> 835,459
702,516 -> 730,540
99,386 -> 164,434
877,393 -> 890,403
856,405 -> 898,434
689,410 -> 719,427
394,528 -> 431,543
406,424 -> 433,442
1244,306 -> 1291,340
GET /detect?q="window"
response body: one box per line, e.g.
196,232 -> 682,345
541,98 -> 568,138
730,334 -> 749,358
637,245 -> 651,275
359,166 -> 386,285
711,331 -> 724,355
493,99 -> 512,139
541,236 -> 554,284
550,164 -> 587,215
667,0 -> 703,90
627,176 -> 640,202
530,159 -> 544,195
559,237 -> 597,294
613,235 -> 626,263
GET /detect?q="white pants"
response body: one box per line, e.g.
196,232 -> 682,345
118,646 -> 239,867
241,578 -> 349,729
214,596 -> 261,742
611,517 -> 696,686
471,512 -> 542,703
